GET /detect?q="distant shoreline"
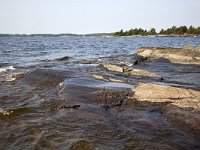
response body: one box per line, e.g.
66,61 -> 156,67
112,34 -> 200,38
1,25 -> 200,37
0,34 -> 199,38
0,33 -> 114,37
114,26 -> 200,37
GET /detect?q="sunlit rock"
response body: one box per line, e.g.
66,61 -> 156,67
137,47 -> 200,64
102,64 -> 124,72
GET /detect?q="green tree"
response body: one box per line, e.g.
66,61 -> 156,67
120,29 -> 124,36
159,29 -> 165,34
171,26 -> 177,34
148,28 -> 156,35
114,26 -> 200,37
138,28 -> 144,35
177,26 -> 188,35
188,25 -> 195,34
132,28 -> 139,35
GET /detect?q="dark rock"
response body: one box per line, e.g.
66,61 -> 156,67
19,69 -> 66,88
50,105 -> 80,111
134,55 -> 147,65
56,56 -> 70,62
59,77 -> 132,106
131,82 -> 200,141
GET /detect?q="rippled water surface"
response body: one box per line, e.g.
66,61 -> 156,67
1,36 -> 200,66
0,36 -> 200,150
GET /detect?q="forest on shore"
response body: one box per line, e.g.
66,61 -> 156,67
114,26 -> 200,36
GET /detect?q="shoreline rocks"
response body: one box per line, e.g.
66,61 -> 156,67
131,82 -> 200,140
92,74 -> 124,83
136,47 -> 200,65
101,63 -> 161,79
128,69 -> 160,78
1,47 -> 200,149
132,83 -> 200,103
101,64 -> 124,72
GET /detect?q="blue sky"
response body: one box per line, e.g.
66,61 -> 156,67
0,0 -> 200,34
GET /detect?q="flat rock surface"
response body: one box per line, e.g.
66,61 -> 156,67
133,83 -> 200,102
137,47 -> 200,64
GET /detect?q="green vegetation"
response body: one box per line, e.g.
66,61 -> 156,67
114,26 -> 200,37
160,26 -> 200,35
114,28 -> 156,36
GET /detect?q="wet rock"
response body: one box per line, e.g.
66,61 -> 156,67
50,104 -> 80,111
79,59 -> 98,64
137,47 -> 200,64
69,140 -> 93,150
92,74 -> 124,83
125,141 -> 177,150
62,77 -> 132,90
128,69 -> 160,78
58,77 -> 131,108
131,49 -> 200,89
163,104 -> 200,139
101,63 -> 161,81
134,55 -> 147,65
101,64 -> 124,72
19,69 -> 66,88
55,56 -> 70,62
132,83 -> 200,140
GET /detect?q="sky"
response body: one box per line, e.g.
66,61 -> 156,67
0,0 -> 200,34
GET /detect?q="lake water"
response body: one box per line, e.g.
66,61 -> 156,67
0,36 -> 200,67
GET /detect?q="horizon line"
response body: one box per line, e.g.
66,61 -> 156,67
0,25 -> 199,35
0,32 -> 114,35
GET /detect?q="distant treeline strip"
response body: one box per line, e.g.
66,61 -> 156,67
114,26 -> 200,36
0,33 -> 113,37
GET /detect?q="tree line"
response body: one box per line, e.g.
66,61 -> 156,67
114,26 -> 200,36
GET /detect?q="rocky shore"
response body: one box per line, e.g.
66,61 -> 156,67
1,47 -> 200,149
86,47 -> 200,149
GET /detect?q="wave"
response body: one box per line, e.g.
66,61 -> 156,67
0,66 -> 15,73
